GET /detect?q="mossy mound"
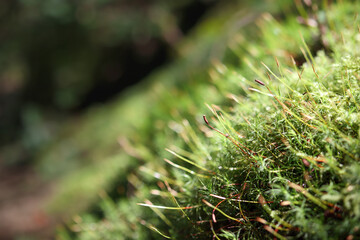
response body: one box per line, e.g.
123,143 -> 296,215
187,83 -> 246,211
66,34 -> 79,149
56,1 -> 360,239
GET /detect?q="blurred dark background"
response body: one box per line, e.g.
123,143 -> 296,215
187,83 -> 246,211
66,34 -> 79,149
0,0 -> 218,167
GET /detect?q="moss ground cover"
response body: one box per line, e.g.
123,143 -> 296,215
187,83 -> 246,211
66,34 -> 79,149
56,1 -> 360,239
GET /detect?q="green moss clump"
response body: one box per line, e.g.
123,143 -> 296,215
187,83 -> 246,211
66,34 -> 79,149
57,1 -> 360,239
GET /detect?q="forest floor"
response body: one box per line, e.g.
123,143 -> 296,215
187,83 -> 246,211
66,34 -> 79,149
0,166 -> 57,240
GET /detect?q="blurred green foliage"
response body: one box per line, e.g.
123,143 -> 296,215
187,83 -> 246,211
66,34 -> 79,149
0,0 -> 219,164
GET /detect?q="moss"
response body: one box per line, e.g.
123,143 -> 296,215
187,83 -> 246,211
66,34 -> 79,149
56,0 -> 360,239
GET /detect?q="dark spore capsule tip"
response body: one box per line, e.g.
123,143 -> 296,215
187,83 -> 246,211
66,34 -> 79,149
203,115 -> 209,124
255,79 -> 265,86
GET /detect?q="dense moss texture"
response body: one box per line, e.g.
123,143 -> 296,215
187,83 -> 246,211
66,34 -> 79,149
57,1 -> 360,239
